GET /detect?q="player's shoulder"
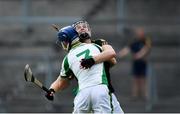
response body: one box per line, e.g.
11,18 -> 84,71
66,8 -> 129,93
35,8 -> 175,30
85,43 -> 102,50
92,38 -> 108,46
62,54 -> 68,62
92,38 -> 107,43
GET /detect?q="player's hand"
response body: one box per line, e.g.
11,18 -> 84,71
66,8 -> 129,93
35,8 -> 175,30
45,88 -> 55,101
80,58 -> 95,69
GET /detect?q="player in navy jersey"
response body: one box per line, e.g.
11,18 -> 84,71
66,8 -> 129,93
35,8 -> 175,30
119,27 -> 151,100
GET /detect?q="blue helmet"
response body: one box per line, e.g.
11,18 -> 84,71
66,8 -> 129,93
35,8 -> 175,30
58,26 -> 78,43
57,26 -> 79,51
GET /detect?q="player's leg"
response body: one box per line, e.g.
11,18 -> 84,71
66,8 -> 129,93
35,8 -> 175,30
91,85 -> 112,113
111,93 -> 124,113
139,77 -> 147,99
132,78 -> 140,98
73,88 -> 91,113
138,60 -> 147,99
132,60 -> 143,99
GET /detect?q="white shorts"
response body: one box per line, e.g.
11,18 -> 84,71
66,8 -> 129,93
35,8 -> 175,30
111,93 -> 124,114
73,84 -> 112,113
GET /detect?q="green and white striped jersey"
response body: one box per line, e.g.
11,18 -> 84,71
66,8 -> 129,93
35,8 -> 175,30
60,43 -> 108,91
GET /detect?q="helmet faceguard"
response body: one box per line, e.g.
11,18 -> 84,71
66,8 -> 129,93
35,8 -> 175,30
57,26 -> 79,51
72,20 -> 91,42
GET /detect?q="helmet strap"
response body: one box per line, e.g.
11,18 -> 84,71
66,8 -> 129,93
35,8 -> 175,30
79,33 -> 91,42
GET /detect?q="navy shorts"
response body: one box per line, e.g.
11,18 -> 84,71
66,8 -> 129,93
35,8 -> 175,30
132,59 -> 147,77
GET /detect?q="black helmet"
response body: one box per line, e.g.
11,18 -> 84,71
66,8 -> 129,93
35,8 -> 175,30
72,20 -> 91,42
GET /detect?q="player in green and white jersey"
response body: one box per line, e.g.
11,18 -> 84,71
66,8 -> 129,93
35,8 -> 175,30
45,26 -> 116,113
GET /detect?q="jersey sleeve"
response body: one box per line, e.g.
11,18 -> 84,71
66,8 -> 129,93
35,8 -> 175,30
60,55 -> 74,78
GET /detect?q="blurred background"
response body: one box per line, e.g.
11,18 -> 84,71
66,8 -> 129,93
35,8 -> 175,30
0,0 -> 180,113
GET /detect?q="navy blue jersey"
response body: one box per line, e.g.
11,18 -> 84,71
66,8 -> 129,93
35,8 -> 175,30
130,39 -> 145,54
129,38 -> 149,77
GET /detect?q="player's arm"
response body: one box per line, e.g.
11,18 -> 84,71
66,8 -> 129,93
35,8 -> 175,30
108,58 -> 117,67
49,76 -> 70,92
45,76 -> 70,101
80,39 -> 116,69
51,55 -> 74,91
134,38 -> 152,59
101,44 -> 117,66
45,56 -> 72,100
92,39 -> 117,66
93,44 -> 116,64
118,47 -> 130,58
80,44 -> 116,69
